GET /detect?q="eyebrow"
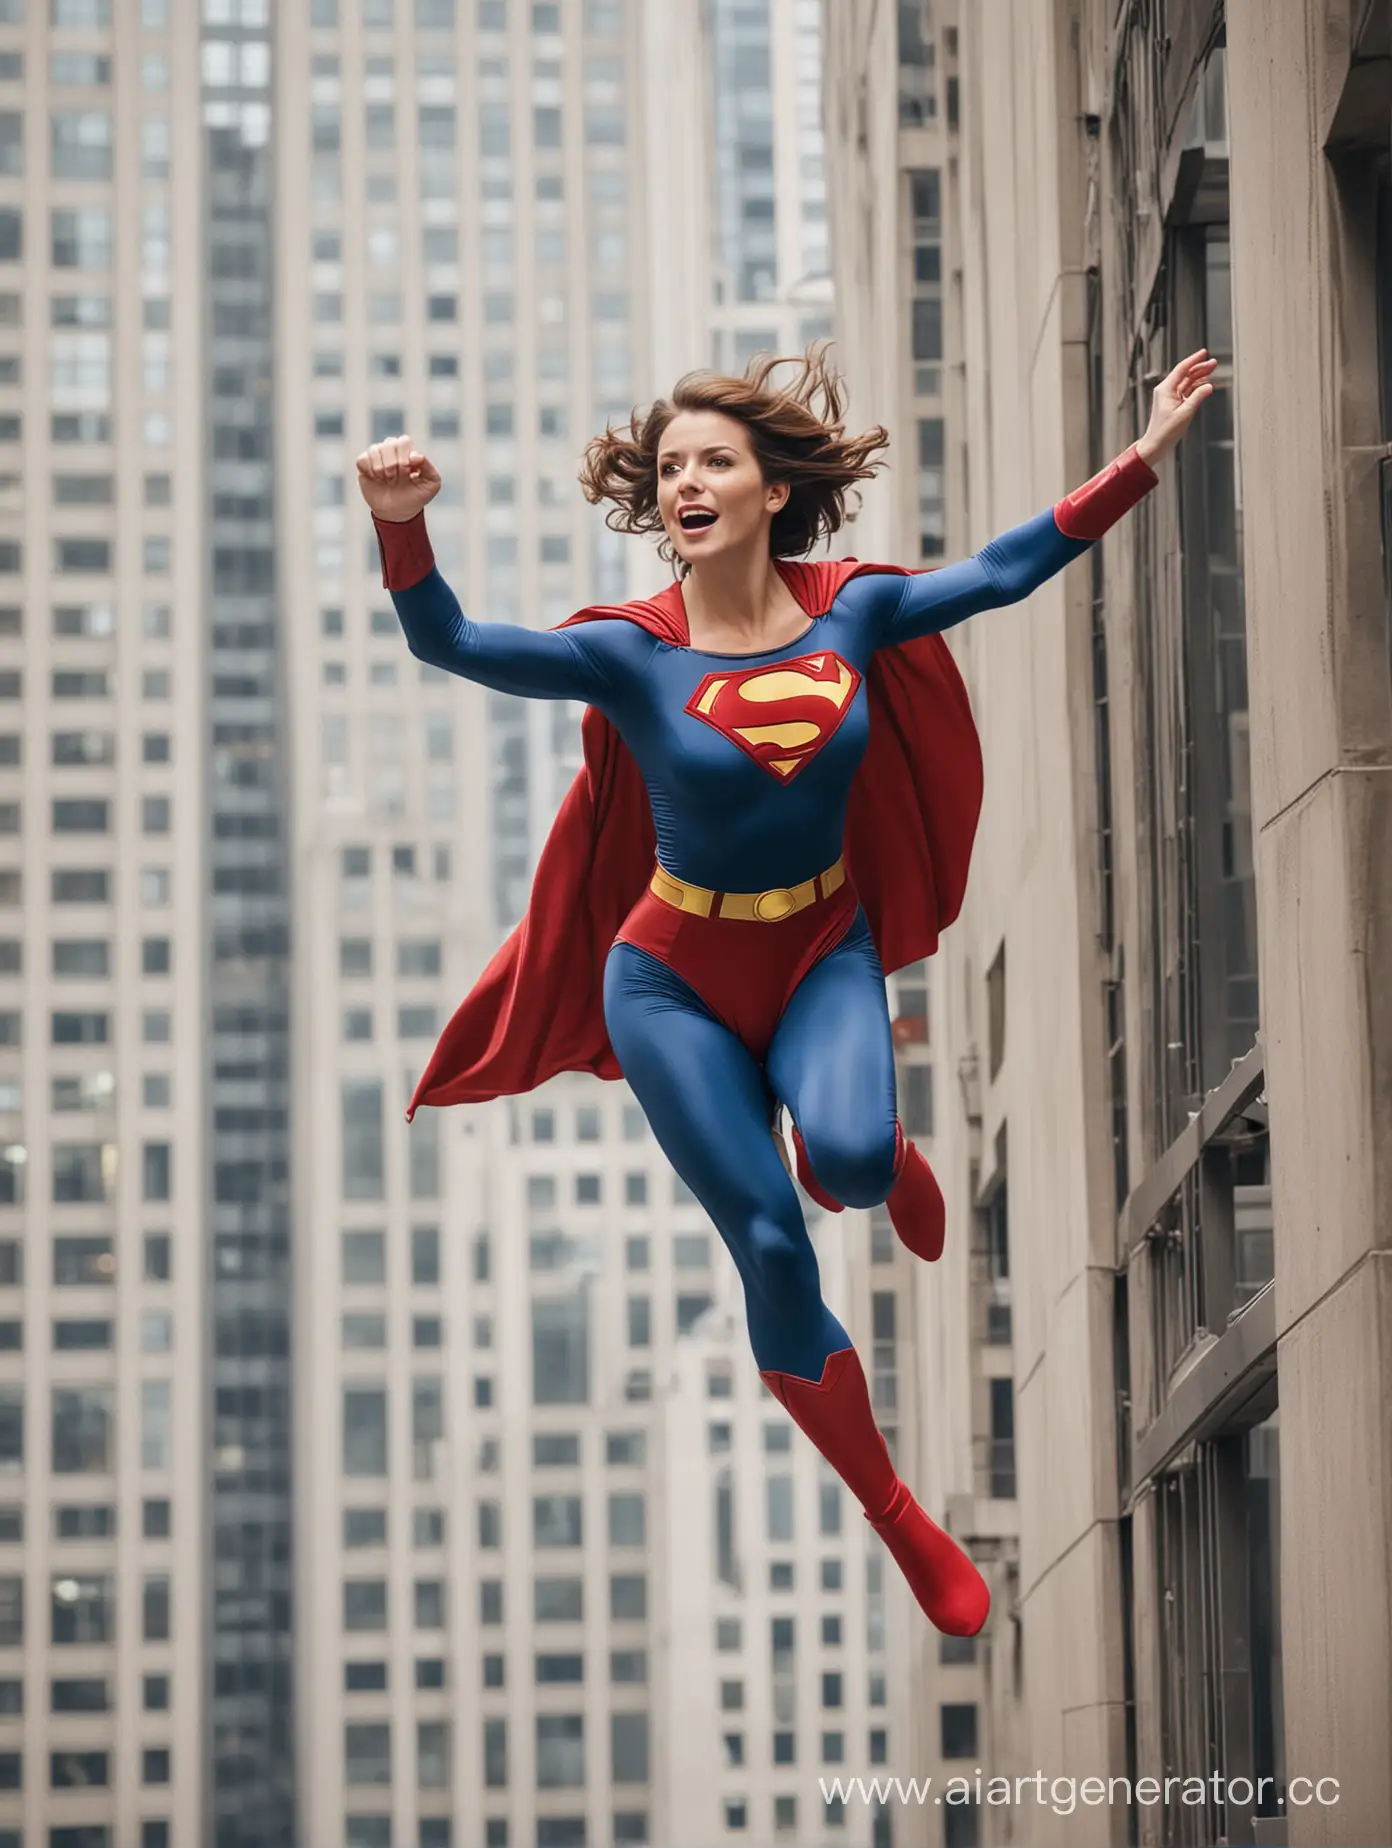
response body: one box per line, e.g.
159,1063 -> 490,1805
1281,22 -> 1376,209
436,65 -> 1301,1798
657,442 -> 737,462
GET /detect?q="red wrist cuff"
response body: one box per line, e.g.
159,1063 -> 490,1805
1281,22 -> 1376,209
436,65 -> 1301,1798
1053,443 -> 1158,542
374,512 -> 435,591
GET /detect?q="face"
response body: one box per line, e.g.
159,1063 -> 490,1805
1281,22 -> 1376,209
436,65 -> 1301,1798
656,409 -> 790,568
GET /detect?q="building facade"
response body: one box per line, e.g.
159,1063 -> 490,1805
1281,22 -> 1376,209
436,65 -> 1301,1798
828,1 -> 1392,1846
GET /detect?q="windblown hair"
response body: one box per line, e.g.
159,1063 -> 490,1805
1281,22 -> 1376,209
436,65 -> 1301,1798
577,342 -> 890,574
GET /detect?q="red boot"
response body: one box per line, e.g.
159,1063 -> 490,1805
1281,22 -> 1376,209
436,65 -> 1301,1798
760,1346 -> 989,1637
791,1124 -> 845,1215
886,1123 -> 946,1262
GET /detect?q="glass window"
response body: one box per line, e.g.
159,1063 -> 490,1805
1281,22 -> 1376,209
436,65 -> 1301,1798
140,1381 -> 170,1470
51,111 -> 112,180
50,1571 -> 112,1644
607,1493 -> 644,1546
51,1386 -> 112,1473
532,1291 -> 589,1405
609,1573 -> 645,1621
418,1719 -> 449,1788
343,1386 -> 388,1476
342,1230 -> 386,1285
533,1494 -> 582,1547
610,1711 -> 648,1784
344,1579 -> 388,1631
483,1715 -> 507,1787
536,1713 -> 584,1788
344,1721 -> 391,1786
342,1080 -> 384,1199
534,1576 -> 582,1622
344,1508 -> 387,1548
940,1702 -> 978,1758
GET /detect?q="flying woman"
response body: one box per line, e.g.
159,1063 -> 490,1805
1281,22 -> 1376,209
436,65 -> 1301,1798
356,344 -> 1215,1636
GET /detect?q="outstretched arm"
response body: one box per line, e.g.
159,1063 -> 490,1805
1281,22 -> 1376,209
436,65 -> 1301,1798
375,513 -> 627,704
874,349 -> 1216,647
359,433 -> 634,705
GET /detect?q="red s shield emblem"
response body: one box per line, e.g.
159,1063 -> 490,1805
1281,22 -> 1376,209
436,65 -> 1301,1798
684,651 -> 863,782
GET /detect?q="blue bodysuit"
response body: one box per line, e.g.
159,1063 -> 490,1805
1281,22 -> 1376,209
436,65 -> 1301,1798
386,508 -> 1090,1382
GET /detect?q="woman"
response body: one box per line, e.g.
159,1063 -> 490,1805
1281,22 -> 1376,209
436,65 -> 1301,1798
356,345 -> 1215,1636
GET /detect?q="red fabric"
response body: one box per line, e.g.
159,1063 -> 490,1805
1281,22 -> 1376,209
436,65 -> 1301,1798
374,511 -> 436,590
760,1345 -> 990,1636
1053,442 -> 1158,541
615,879 -> 859,1064
886,1128 -> 946,1262
405,557 -> 983,1117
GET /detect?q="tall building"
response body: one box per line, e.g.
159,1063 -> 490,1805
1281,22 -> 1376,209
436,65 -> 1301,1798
827,2 -> 1392,1847
0,0 -> 209,1844
0,1 -> 919,1844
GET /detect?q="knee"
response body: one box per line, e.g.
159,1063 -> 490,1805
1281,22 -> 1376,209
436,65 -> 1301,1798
803,1120 -> 898,1209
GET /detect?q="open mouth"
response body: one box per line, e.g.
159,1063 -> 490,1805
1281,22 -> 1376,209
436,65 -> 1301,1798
679,508 -> 719,532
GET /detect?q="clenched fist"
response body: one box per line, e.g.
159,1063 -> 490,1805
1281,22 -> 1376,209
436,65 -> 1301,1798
355,433 -> 442,523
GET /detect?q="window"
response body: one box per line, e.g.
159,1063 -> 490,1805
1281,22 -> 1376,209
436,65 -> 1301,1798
342,1230 -> 386,1285
608,1493 -> 644,1546
532,1291 -> 589,1405
536,1652 -> 583,1684
415,1579 -> 444,1627
52,1387 -> 112,1474
342,1081 -> 384,1199
141,1382 -> 170,1470
533,1494 -> 582,1548
626,1295 -> 650,1348
51,1572 -> 112,1644
51,111 -> 112,180
53,1237 -> 113,1286
345,1721 -> 391,1786
536,1714 -> 584,1788
610,1574 -> 645,1621
418,1719 -> 449,1788
343,1386 -> 388,1477
344,1508 -> 387,1548
344,1579 -> 388,1632
535,1576 -> 582,1622
941,1702 -> 978,1758
142,1573 -> 169,1640
0,1576 -> 18,1645
534,1432 -> 580,1467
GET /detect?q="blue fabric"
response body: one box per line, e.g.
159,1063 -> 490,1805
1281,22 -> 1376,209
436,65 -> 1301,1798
602,911 -> 897,1379
390,509 -> 1089,893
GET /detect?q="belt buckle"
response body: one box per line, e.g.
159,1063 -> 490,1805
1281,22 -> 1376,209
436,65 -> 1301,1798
753,886 -> 797,922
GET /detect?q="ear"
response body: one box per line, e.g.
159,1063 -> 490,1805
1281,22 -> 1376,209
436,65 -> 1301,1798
766,480 -> 791,516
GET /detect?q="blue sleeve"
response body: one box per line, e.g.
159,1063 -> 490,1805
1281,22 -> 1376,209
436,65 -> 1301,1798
391,566 -> 643,708
855,510 -> 1092,648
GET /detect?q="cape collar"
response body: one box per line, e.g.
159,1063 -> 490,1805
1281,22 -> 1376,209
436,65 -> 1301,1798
557,557 -> 883,648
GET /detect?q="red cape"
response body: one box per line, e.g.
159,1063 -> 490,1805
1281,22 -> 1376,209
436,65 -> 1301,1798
405,559 -> 982,1118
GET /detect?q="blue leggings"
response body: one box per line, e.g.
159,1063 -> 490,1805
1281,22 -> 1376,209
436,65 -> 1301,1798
602,908 -> 898,1380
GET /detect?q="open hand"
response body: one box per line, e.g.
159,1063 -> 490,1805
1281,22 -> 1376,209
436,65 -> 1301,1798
1136,350 -> 1219,468
355,433 -> 442,523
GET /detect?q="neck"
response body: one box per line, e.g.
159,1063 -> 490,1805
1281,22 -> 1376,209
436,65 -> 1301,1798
682,545 -> 792,643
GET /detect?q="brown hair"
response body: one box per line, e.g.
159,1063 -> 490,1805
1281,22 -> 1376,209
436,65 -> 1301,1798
577,341 -> 890,574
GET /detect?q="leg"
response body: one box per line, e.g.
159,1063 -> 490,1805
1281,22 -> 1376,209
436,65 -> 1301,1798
766,911 -> 946,1261
602,942 -> 849,1381
761,921 -> 988,1636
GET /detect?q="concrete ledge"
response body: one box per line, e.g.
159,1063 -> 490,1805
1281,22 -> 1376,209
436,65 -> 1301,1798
1130,1283 -> 1278,1487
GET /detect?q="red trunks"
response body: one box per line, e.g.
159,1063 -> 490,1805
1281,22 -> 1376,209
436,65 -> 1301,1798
615,871 -> 860,1063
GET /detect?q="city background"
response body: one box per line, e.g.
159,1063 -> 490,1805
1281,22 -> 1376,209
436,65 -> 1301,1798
0,1 -> 1387,1847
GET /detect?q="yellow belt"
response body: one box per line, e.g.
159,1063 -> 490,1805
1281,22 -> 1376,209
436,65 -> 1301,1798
649,855 -> 846,923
